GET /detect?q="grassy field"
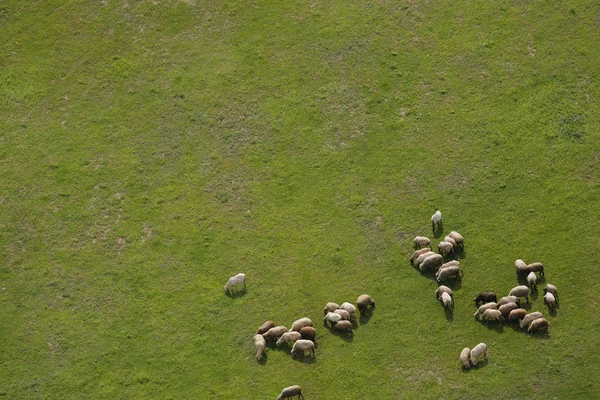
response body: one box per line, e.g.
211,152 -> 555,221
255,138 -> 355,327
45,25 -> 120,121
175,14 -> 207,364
1,0 -> 599,398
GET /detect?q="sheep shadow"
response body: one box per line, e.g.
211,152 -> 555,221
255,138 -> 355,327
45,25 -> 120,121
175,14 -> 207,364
433,221 -> 443,238
528,330 -> 550,340
444,308 -> 454,321
444,279 -> 462,291
471,359 -> 489,370
257,353 -> 268,365
530,290 -> 539,301
359,310 -> 374,325
292,353 -> 317,364
225,287 -> 247,298
329,328 -> 354,342
479,321 -> 504,333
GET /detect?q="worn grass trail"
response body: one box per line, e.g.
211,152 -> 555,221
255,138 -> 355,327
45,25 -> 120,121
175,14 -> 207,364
1,0 -> 599,398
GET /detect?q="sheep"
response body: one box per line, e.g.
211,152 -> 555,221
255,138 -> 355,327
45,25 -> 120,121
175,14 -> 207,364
323,302 -> 340,315
435,285 -> 453,299
526,262 -> 545,277
277,385 -> 304,400
527,317 -> 549,333
420,253 -> 444,272
470,343 -> 487,366
498,296 -> 519,307
224,273 -> 246,292
436,265 -> 462,283
519,312 -> 543,329
474,292 -> 497,306
276,331 -> 302,347
253,334 -> 266,360
291,340 -> 315,358
413,236 -> 431,249
508,308 -> 528,321
323,312 -> 342,327
415,251 -> 436,268
448,231 -> 464,248
441,260 -> 460,269
444,236 -> 457,247
333,309 -> 350,320
437,241 -> 454,257
544,292 -> 556,310
255,320 -> 275,335
526,272 -> 537,289
431,210 -> 442,232
332,320 -> 353,336
543,284 -> 558,301
509,285 -> 530,303
498,302 -> 519,318
262,326 -> 289,342
410,248 -> 432,265
291,318 -> 313,332
440,291 -> 453,310
340,302 -> 357,317
460,348 -> 471,369
515,259 -> 529,276
299,326 -> 316,342
480,309 -> 503,322
356,294 -> 375,314
474,302 -> 498,319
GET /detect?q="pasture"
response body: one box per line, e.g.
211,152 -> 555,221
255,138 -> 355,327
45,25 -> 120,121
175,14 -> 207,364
1,0 -> 599,398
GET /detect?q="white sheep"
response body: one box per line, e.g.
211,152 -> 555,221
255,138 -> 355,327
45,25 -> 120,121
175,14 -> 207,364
509,285 -> 530,303
332,320 -> 353,335
448,231 -> 464,247
276,331 -> 302,347
291,318 -> 313,332
323,302 -> 340,315
333,309 -> 350,320
255,320 -> 275,335
544,292 -> 556,310
413,236 -> 431,249
543,284 -> 558,301
410,248 -> 432,265
474,302 -> 498,319
519,312 -> 543,329
277,385 -> 304,400
435,285 -> 453,299
431,210 -> 442,232
356,294 -> 375,314
526,271 -> 537,289
470,343 -> 487,366
340,302 -> 356,317
460,348 -> 471,369
415,251 -> 436,268
480,309 -> 503,322
508,308 -> 528,321
262,326 -> 289,342
437,241 -> 454,257
440,291 -> 453,310
444,236 -> 457,247
253,334 -> 266,360
498,296 -> 519,307
420,253 -> 443,271
291,339 -> 315,358
436,265 -> 462,283
498,302 -> 519,318
528,317 -> 549,333
515,259 -> 528,276
323,312 -> 342,327
224,273 -> 246,292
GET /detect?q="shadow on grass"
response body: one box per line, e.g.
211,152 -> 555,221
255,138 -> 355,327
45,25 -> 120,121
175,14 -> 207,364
433,221 -> 443,238
445,279 -> 462,291
444,308 -> 454,321
359,310 -> 374,325
225,287 -> 247,298
257,352 -> 268,365
471,359 -> 489,370
329,328 -> 354,342
478,320 -> 504,333
292,354 -> 317,364
528,330 -> 550,340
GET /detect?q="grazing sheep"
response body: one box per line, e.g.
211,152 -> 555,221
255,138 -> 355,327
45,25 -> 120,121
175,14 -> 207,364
440,291 -> 453,310
413,236 -> 431,249
415,251 -> 436,268
224,273 -> 246,292
356,294 -> 376,314
498,296 -> 519,307
519,312 -> 543,329
262,326 -> 289,342
435,285 -> 453,299
470,343 -> 487,366
291,340 -> 315,358
509,285 -> 530,303
256,320 -> 275,335
299,326 -> 316,342
474,302 -> 498,319
498,302 -> 519,318
410,248 -> 432,265
544,292 -> 556,310
528,317 -> 549,333
448,231 -> 464,248
291,318 -> 313,332
543,284 -> 558,301
333,309 -> 350,320
526,262 -> 545,277
437,241 -> 454,257
460,348 -> 471,369
508,308 -> 528,321
253,334 -> 266,360
340,302 -> 357,317
526,272 -> 537,289
441,260 -> 460,269
444,236 -> 457,247
436,265 -> 462,283
474,292 -> 497,306
431,210 -> 442,232
323,312 -> 342,327
332,320 -> 353,336
481,308 -> 503,322
420,253 -> 444,271
277,385 -> 304,400
276,331 -> 302,347
323,302 -> 340,315
515,259 -> 529,276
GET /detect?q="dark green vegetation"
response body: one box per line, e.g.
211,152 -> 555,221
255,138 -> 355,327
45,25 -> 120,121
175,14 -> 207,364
1,0 -> 599,398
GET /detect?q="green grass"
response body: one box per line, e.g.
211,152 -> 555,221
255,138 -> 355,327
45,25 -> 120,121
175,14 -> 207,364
1,0 -> 599,398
